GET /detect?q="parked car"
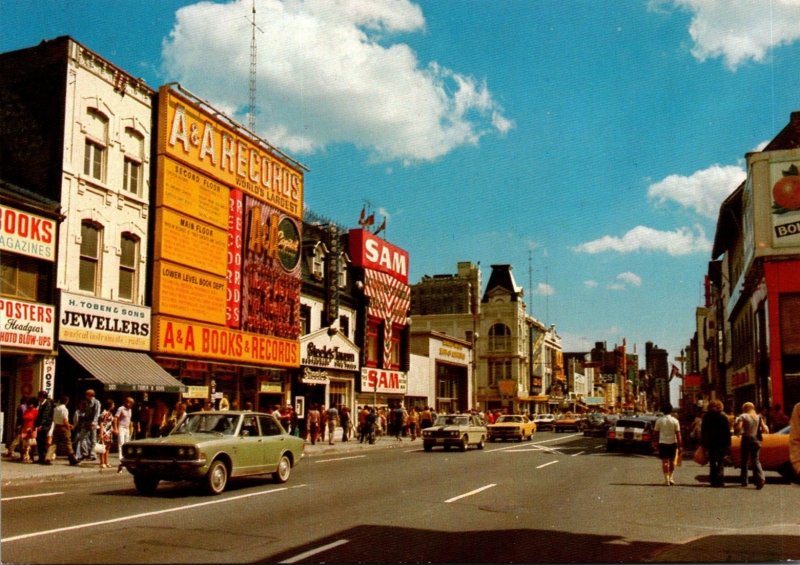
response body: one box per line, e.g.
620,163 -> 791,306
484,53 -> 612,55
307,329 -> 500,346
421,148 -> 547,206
606,417 -> 656,453
422,414 -> 487,451
121,411 -> 305,495
728,425 -> 795,480
554,414 -> 584,433
487,414 -> 536,442
532,413 -> 556,431
583,412 -> 610,437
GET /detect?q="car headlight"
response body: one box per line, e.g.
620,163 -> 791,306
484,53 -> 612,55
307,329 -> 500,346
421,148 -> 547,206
176,446 -> 196,458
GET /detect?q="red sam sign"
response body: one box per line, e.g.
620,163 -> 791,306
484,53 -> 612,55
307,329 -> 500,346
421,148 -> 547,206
348,229 -> 409,284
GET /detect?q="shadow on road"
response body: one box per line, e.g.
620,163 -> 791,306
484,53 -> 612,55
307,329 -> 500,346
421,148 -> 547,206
260,525 -> 800,563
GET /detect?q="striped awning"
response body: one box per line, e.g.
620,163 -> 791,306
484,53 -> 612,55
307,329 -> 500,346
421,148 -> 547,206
62,345 -> 185,393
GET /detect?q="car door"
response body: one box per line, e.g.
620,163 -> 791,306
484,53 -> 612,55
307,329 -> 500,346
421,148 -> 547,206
258,414 -> 284,470
237,414 -> 265,474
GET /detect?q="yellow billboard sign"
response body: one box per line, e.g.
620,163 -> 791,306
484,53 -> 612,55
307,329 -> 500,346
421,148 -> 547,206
153,316 -> 300,367
157,86 -> 303,219
152,261 -> 227,325
156,156 -> 229,228
154,208 -> 228,276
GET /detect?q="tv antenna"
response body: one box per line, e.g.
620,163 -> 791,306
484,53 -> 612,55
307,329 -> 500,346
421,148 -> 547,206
247,0 -> 263,131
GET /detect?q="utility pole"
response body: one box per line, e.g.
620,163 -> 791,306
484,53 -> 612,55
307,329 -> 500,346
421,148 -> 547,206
247,0 -> 261,131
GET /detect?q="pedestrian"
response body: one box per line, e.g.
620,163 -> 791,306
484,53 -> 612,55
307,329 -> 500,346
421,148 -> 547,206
319,405 -> 328,442
34,390 -> 54,465
4,396 -> 30,459
113,397 -> 134,472
326,404 -> 338,445
98,399 -> 115,470
653,404 -> 682,486
307,404 -> 320,445
392,403 -> 406,441
47,395 -> 79,466
734,401 -> 769,489
420,406 -> 433,430
279,404 -> 292,434
407,406 -> 419,440
365,406 -> 377,444
19,397 -> 39,463
339,406 -> 351,442
700,399 -> 731,487
150,398 -> 168,437
161,401 -> 187,436
789,401 -> 800,479
75,389 -> 101,461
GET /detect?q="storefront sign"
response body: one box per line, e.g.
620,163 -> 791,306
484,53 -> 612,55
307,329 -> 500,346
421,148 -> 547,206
42,356 -> 55,398
183,385 -> 210,399
360,367 -> 407,395
348,228 -> 409,284
300,328 -> 359,371
226,190 -> 243,328
436,340 -> 467,362
0,205 -> 56,261
158,87 -> 303,218
153,316 -> 299,367
0,297 -> 55,351
153,261 -> 227,325
260,381 -> 282,393
154,207 -> 228,275
156,156 -> 229,228
302,367 -> 329,385
59,292 -> 150,350
731,365 -> 755,389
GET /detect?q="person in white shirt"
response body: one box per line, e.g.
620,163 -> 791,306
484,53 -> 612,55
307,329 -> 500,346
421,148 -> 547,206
113,397 -> 134,473
654,404 -> 682,486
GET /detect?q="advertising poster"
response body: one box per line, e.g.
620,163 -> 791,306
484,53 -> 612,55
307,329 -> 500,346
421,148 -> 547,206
0,297 -> 55,351
0,205 -> 56,261
770,158 -> 800,248
59,291 -> 151,350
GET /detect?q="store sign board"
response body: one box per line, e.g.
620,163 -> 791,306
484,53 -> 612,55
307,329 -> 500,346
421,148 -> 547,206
153,316 -> 300,368
59,291 -> 151,350
0,205 -> 56,261
154,207 -> 228,275
360,367 -> 407,394
0,297 -> 55,351
156,156 -> 229,228
348,229 -> 409,284
300,330 -> 359,371
152,261 -> 227,325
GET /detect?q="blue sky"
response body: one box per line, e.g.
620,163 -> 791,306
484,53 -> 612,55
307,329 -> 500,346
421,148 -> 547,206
5,0 -> 800,369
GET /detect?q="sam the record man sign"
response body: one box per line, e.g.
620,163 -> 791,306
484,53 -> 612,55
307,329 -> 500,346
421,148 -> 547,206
152,86 -> 304,367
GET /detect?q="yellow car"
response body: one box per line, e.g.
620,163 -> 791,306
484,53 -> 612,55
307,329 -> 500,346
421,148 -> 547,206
728,426 -> 795,480
487,414 -> 536,442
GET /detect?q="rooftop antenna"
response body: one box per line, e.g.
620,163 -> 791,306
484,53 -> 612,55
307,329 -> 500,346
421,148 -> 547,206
247,0 -> 263,131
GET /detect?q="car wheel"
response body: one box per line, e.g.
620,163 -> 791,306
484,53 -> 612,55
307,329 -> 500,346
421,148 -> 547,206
477,435 -> 486,450
423,442 -> 433,452
489,436 -> 496,442
133,475 -> 159,495
460,436 -> 469,452
273,454 -> 291,483
204,459 -> 228,495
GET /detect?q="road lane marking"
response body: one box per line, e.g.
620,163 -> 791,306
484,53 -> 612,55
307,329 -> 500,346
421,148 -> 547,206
280,539 -> 350,563
487,436 -> 571,452
1,485 -> 304,543
314,455 -> 367,463
571,451 -> 585,457
445,483 -> 496,503
536,461 -> 559,469
2,491 -> 64,502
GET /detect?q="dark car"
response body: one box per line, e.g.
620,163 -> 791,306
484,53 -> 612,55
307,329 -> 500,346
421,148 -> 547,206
606,417 -> 656,453
583,412 -> 610,437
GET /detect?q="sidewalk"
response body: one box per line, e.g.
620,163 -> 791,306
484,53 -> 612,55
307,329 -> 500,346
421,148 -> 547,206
1,433 -> 410,487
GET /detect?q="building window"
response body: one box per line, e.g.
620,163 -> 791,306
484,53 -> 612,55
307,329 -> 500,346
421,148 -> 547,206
388,324 -> 402,369
338,315 -> 350,338
0,254 -> 41,301
83,108 -> 108,182
366,319 -> 380,367
311,244 -> 326,279
79,222 -> 102,294
489,360 -> 512,385
489,323 -> 511,352
123,127 -> 144,195
118,233 -> 139,301
299,304 -> 311,335
337,253 -> 348,288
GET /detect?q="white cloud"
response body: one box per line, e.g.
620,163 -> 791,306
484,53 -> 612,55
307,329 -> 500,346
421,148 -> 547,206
606,283 -> 627,291
647,164 -> 745,219
584,280 -> 599,288
669,0 -> 800,71
161,0 -> 512,163
534,283 -> 555,296
616,272 -> 642,287
572,225 -> 712,256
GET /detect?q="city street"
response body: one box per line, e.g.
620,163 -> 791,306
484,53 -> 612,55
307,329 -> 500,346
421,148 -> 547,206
2,432 -> 799,563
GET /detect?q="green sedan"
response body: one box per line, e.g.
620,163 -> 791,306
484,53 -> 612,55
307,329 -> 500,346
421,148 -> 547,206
121,411 -> 304,495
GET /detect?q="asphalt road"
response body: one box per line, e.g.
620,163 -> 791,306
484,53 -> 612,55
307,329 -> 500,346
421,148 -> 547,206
2,432 -> 799,563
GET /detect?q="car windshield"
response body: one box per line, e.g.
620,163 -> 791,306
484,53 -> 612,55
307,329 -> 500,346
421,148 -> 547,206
173,413 -> 239,435
497,416 -> 524,423
617,419 -> 646,429
435,415 -> 469,426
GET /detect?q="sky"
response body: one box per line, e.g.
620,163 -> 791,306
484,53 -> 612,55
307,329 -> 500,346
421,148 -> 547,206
4,0 -> 800,372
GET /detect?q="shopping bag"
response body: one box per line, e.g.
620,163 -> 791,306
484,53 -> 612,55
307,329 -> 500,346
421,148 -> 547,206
93,443 -> 106,455
674,449 -> 682,467
692,446 -> 707,465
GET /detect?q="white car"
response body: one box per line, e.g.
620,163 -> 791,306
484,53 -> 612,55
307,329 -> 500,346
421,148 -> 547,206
533,413 -> 555,431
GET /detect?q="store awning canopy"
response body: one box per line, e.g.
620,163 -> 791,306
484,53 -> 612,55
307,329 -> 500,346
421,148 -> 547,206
63,345 -> 185,393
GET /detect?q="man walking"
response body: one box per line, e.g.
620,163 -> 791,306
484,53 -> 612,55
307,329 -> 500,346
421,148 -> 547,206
654,404 -> 682,486
48,395 -> 79,465
33,390 -> 54,465
76,389 -> 101,461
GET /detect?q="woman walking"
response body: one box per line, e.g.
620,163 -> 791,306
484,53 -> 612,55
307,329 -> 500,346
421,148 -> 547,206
700,399 -> 731,487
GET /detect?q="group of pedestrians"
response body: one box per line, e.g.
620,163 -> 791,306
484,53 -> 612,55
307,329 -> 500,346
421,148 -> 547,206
656,399 -> 800,488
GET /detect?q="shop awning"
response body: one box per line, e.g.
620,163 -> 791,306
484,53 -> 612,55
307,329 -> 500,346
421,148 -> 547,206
62,345 -> 185,393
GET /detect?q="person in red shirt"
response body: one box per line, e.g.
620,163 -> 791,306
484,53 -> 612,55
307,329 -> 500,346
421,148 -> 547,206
19,398 -> 39,463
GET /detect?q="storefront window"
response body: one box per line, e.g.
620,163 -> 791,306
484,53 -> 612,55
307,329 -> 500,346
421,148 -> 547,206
366,319 -> 380,366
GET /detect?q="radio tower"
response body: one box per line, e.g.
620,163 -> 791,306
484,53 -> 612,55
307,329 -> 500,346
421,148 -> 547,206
248,0 -> 258,131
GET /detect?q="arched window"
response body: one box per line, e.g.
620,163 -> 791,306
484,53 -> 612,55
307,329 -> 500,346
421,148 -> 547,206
488,323 -> 511,352
79,221 -> 103,294
83,108 -> 108,182
123,127 -> 144,195
118,233 -> 139,301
